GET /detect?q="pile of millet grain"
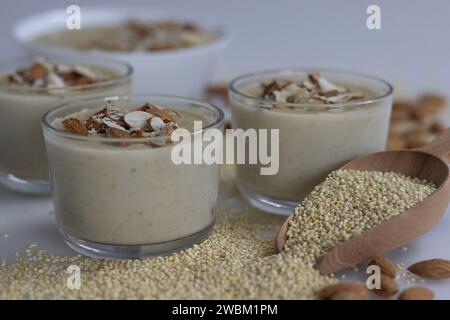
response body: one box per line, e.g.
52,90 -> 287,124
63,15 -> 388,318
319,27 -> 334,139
283,170 -> 436,263
0,168 -> 436,299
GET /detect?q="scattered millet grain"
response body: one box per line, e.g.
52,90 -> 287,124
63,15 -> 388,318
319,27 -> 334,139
0,169 -> 436,299
0,208 -> 335,299
284,170 -> 436,263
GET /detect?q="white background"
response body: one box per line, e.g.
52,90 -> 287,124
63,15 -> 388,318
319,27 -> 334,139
0,0 -> 449,299
0,0 -> 450,96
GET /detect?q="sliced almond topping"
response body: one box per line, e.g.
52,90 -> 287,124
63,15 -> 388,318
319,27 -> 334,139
316,76 -> 346,93
124,111 -> 151,129
140,103 -> 175,123
27,63 -> 48,82
108,127 -> 131,138
260,73 -> 364,106
131,129 -> 145,138
86,118 -> 105,134
62,118 -> 88,136
7,59 -> 104,89
323,90 -> 339,97
148,116 -> 165,132
163,123 -> 178,135
60,101 -> 181,147
102,118 -> 128,131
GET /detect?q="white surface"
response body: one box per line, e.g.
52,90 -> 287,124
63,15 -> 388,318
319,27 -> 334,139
0,0 -> 450,97
0,0 -> 449,299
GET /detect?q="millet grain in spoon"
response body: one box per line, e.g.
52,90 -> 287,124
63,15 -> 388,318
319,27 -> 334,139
283,170 -> 436,263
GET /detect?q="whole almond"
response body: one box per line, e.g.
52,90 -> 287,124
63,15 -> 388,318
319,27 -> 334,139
368,256 -> 396,278
407,259 -> 450,279
62,118 -> 88,136
331,291 -> 368,300
373,274 -> 398,297
318,283 -> 368,300
399,287 -> 434,300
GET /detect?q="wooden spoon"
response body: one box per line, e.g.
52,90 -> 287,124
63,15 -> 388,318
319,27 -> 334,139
275,128 -> 450,275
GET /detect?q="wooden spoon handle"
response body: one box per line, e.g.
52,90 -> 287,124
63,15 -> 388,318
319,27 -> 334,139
419,128 -> 450,161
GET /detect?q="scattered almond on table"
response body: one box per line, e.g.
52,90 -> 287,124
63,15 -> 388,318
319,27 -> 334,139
373,274 -> 399,297
368,256 -> 397,279
398,287 -> 434,300
318,283 -> 368,300
407,258 -> 450,279
388,93 -> 447,150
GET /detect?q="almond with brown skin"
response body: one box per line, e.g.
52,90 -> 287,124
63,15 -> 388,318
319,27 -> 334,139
86,118 -> 105,134
368,256 -> 396,278
163,123 -> 177,135
407,259 -> 450,279
373,274 -> 399,297
140,103 -> 174,123
318,283 -> 368,300
131,129 -> 145,138
262,81 -> 280,99
108,128 -> 131,139
399,287 -> 434,300
27,63 -> 48,82
323,90 -> 338,97
62,118 -> 88,136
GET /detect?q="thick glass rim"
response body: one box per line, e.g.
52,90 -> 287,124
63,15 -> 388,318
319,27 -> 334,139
228,68 -> 394,111
0,57 -> 133,94
42,94 -> 225,143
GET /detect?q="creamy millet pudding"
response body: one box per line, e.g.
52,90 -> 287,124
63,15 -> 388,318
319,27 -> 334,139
43,97 -> 223,258
0,58 -> 131,193
36,20 -> 216,52
229,70 -> 393,214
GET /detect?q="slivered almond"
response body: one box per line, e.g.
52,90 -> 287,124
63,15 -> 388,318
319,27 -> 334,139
140,103 -> 174,122
323,90 -> 338,97
318,283 -> 368,300
368,256 -> 396,278
407,259 -> 450,279
398,287 -> 434,300
124,111 -> 151,129
62,118 -> 88,136
148,116 -> 165,132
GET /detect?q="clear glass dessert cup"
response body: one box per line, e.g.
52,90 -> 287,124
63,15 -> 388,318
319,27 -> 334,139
229,68 -> 393,215
0,57 -> 132,194
42,95 -> 224,259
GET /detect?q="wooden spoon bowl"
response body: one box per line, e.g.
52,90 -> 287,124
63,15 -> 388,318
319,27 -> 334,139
275,129 -> 450,275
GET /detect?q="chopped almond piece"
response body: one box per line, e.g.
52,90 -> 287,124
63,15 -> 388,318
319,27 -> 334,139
108,128 -> 131,138
62,118 -> 88,136
140,103 -> 174,122
27,63 -> 48,82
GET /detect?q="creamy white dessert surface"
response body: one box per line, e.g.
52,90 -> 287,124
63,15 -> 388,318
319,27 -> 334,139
45,105 -> 219,245
0,60 -> 130,182
35,20 -> 216,52
231,78 -> 391,202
